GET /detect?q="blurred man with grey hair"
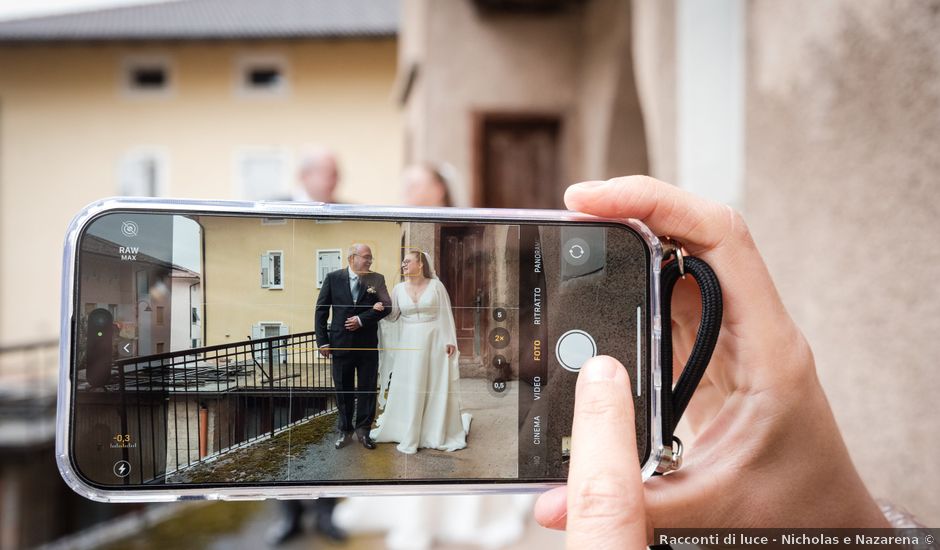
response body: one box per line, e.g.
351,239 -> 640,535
293,146 -> 340,203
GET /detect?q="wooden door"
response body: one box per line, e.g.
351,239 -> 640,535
438,226 -> 487,357
475,115 -> 562,208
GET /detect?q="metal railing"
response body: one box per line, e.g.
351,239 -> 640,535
76,331 -> 336,483
109,330 -> 333,394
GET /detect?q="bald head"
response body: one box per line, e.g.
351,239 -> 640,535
347,243 -> 373,274
298,147 -> 339,202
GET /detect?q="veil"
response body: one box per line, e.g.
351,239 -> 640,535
417,250 -> 438,280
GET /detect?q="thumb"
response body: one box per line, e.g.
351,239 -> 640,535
565,356 -> 647,549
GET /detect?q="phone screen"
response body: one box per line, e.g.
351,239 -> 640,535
69,211 -> 650,489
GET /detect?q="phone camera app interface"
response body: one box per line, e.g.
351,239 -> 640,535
72,213 -> 648,487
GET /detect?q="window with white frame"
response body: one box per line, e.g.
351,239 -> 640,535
122,55 -> 174,96
118,148 -> 168,197
316,249 -> 342,288
235,148 -> 291,199
261,250 -> 284,289
236,54 -> 289,96
251,322 -> 289,364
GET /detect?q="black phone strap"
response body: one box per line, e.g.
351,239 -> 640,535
654,249 -> 723,475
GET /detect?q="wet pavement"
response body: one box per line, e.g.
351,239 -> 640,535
177,378 -> 518,484
286,378 -> 518,482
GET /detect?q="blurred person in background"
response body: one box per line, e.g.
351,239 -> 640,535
293,146 -> 341,203
267,147 -> 346,547
401,163 -> 454,207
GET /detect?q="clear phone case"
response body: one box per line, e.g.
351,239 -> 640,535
56,198 -> 664,502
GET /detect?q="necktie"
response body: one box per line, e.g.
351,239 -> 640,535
351,275 -> 359,303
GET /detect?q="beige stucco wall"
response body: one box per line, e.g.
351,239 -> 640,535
632,0 -> 938,523
745,0 -> 940,523
0,38 -> 402,346
199,217 -> 402,347
401,0 -> 647,206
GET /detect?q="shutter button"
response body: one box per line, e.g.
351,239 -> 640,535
555,330 -> 597,372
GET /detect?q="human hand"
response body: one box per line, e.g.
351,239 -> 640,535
542,356 -> 648,548
373,302 -> 385,312
445,344 -> 456,357
318,345 -> 331,358
344,316 -> 361,331
535,176 -> 887,537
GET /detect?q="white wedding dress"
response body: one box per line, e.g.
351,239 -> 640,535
371,278 -> 471,454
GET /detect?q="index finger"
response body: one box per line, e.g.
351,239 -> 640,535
564,176 -> 737,255
566,176 -> 793,335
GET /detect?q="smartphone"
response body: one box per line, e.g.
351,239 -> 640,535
56,198 -> 665,502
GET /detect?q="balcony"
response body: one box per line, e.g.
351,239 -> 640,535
73,330 -> 337,484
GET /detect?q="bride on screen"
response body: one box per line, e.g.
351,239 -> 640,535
369,250 -> 471,454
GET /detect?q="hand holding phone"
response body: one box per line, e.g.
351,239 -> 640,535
535,176 -> 889,536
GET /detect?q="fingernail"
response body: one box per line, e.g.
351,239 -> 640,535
582,358 -> 618,381
573,180 -> 606,189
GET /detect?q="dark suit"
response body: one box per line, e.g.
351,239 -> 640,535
315,268 -> 391,433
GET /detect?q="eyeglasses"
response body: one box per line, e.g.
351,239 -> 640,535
354,254 -> 374,261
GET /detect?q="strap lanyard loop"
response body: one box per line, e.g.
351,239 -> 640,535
655,254 -> 723,474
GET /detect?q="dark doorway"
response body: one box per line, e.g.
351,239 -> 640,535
474,114 -> 562,209
438,226 -> 487,358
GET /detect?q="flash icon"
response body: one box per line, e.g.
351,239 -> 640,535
113,460 -> 131,478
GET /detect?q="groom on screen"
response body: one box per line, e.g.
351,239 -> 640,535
315,243 -> 391,450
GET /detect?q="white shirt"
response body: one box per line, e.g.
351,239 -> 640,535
291,186 -> 313,202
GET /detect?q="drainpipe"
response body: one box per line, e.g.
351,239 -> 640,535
199,404 -> 208,459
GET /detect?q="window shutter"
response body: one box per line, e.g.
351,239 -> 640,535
260,253 -> 269,288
